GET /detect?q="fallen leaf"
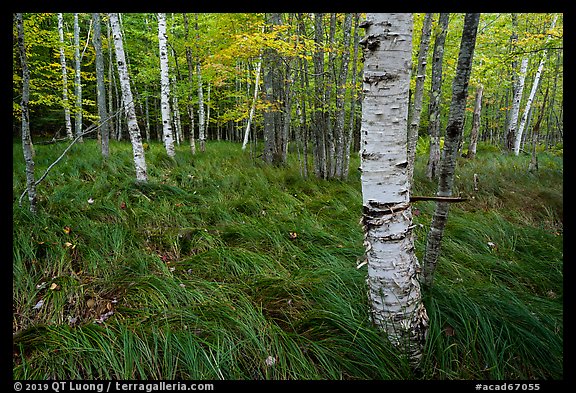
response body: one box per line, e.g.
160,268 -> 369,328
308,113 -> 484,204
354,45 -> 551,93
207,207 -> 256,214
49,283 -> 60,291
289,232 -> 298,240
443,324 -> 456,337
120,201 -> 127,209
87,197 -> 94,205
63,226 -> 71,235
33,299 -> 44,310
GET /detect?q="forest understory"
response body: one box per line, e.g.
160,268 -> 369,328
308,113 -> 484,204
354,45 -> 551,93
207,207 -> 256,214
12,139 -> 563,380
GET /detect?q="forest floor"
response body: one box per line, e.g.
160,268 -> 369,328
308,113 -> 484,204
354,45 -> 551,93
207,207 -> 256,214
12,139 -> 563,380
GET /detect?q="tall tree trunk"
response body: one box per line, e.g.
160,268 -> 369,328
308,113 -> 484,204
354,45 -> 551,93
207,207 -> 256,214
506,57 -> 528,152
195,14 -> 206,152
109,13 -> 148,182
513,14 -> 558,156
242,53 -> 263,150
313,13 -> 327,179
106,18 -> 117,141
467,83 -> 483,159
92,13 -> 109,159
73,13 -> 83,142
334,13 -> 352,179
426,13 -> 449,180
529,86 -> 548,172
57,13 -> 73,140
183,13 -> 196,155
16,13 -> 37,214
407,13 -> 433,186
343,12 -> 361,180
422,13 -> 480,288
359,13 -> 428,368
158,13 -> 176,157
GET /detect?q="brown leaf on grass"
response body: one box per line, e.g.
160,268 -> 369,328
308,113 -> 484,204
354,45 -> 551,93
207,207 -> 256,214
443,324 -> 456,337
289,232 -> 298,240
63,226 -> 71,235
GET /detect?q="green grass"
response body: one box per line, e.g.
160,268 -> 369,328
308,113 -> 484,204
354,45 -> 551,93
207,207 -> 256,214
13,138 -> 562,380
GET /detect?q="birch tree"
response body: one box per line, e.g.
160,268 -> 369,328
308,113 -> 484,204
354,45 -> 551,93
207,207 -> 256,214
16,13 -> 37,214
506,57 -> 528,152
158,13 -> 176,157
92,13 -> 109,159
73,13 -> 83,142
407,13 -> 433,186
426,13 -> 449,180
242,52 -> 262,151
422,13 -> 480,288
195,14 -> 206,152
109,13 -> 148,182
514,14 -> 558,156
334,13 -> 352,179
359,13 -> 428,367
57,13 -> 73,140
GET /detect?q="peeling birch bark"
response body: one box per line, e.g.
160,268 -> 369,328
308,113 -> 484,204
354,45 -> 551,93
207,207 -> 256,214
109,13 -> 148,182
158,13 -> 176,157
360,13 -> 428,367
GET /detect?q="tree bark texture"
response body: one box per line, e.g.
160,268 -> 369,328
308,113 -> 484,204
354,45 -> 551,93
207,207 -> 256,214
359,13 -> 428,367
426,13 -> 449,180
73,13 -> 83,142
407,13 -> 433,186
158,13 -> 176,157
17,13 -> 37,214
57,13 -> 73,140
422,13 -> 480,288
92,13 -> 109,159
506,57 -> 528,152
467,83 -> 483,159
109,13 -> 148,182
195,14 -> 206,152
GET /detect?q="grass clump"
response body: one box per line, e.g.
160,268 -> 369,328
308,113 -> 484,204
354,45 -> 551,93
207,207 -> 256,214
13,138 -> 562,380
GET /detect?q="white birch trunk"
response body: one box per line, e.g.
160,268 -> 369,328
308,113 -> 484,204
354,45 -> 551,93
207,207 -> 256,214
334,13 -> 352,179
17,13 -> 37,214
57,13 -> 73,140
359,13 -> 428,367
513,14 -> 558,156
506,57 -> 528,152
242,54 -> 263,150
183,13 -> 196,155
73,13 -> 83,142
195,14 -> 206,152
109,13 -> 147,182
158,13 -> 176,157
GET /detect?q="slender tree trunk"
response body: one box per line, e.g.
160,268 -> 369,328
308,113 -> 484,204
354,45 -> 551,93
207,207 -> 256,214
359,13 -> 428,368
407,13 -> 433,186
205,82 -> 211,141
426,13 -> 449,180
343,12 -> 361,180
109,13 -> 147,182
506,57 -> 528,151
422,13 -> 480,288
325,13 -> 337,178
529,87 -> 548,172
73,13 -> 83,142
514,14 -> 558,156
195,14 -> 206,152
313,13 -> 327,179
334,13 -> 352,179
183,14 -> 196,155
106,18 -> 116,141
242,53 -> 263,150
467,83 -> 483,159
57,13 -> 73,140
92,13 -> 109,159
16,13 -> 37,214
158,13 -> 176,157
